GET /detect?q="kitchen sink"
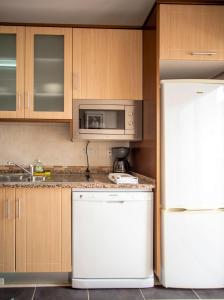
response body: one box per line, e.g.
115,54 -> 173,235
0,173 -> 45,183
0,173 -> 93,183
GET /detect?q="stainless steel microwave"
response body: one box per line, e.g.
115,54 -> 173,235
73,100 -> 142,140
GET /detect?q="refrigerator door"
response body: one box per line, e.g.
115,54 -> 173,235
161,81 -> 224,209
161,210 -> 224,288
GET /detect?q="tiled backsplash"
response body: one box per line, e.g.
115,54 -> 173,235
0,122 -> 129,166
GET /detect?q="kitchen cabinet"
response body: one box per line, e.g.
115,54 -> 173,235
0,26 -> 25,118
159,4 -> 224,61
25,27 -> 72,119
0,187 -> 71,272
0,188 -> 16,272
0,26 -> 142,119
0,26 -> 72,120
16,187 -> 71,272
73,28 -> 142,100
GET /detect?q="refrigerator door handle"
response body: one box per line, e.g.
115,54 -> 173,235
162,208 -> 224,212
162,208 -> 186,212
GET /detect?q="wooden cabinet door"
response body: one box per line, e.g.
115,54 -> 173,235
160,4 -> 224,61
73,28 -> 142,100
0,26 -> 25,118
25,27 -> 72,119
16,188 -> 71,272
0,188 -> 15,272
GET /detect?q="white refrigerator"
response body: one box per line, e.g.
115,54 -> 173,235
161,80 -> 224,289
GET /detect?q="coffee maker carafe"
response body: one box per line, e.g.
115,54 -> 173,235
112,147 -> 131,173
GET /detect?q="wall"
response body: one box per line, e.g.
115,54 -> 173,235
0,122 -> 128,166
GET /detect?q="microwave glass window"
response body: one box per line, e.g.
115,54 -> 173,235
79,109 -> 125,129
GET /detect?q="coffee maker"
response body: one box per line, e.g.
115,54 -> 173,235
112,147 -> 131,173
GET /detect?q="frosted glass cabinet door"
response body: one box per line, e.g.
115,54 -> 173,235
0,26 -> 25,118
25,27 -> 72,119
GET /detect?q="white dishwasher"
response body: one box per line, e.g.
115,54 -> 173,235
72,189 -> 154,289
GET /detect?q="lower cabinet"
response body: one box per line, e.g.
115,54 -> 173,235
0,188 -> 16,272
0,187 -> 71,273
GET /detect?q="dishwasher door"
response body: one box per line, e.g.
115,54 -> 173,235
72,191 -> 153,279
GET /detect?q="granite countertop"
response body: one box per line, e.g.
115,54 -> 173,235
0,173 -> 155,191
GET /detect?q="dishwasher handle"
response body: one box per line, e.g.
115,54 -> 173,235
105,200 -> 125,204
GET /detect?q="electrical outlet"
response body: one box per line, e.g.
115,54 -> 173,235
108,150 -> 112,158
0,278 -> 4,285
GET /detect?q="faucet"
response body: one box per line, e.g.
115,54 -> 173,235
7,161 -> 34,176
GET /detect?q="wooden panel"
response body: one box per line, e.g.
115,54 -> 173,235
131,5 -> 161,278
131,29 -> 157,177
25,27 -> 72,119
155,6 -> 161,278
16,188 -> 62,272
0,26 -> 25,119
160,4 -> 224,60
61,188 -> 72,272
73,28 -> 142,100
0,188 -> 15,272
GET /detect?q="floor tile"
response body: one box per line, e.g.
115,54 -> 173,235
0,287 -> 34,300
89,288 -> 143,300
194,289 -> 224,299
141,286 -> 198,299
33,287 -> 87,300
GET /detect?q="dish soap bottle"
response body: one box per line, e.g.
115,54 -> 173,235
34,159 -> 44,174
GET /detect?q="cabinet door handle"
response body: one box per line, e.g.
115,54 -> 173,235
16,199 -> 21,219
18,92 -> 21,110
73,73 -> 78,90
191,51 -> 217,56
5,199 -> 10,219
27,92 -> 30,110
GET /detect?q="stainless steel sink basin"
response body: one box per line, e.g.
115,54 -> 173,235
0,173 -> 45,183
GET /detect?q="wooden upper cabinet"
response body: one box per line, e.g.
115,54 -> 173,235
25,27 -> 73,119
16,187 -> 71,272
0,188 -> 16,272
159,4 -> 224,61
0,26 -> 25,118
73,28 -> 143,100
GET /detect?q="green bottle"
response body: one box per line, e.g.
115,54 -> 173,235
34,159 -> 44,173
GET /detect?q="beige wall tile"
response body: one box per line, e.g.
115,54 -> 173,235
0,123 -> 129,166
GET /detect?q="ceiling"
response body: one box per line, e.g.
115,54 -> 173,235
0,0 -> 155,26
